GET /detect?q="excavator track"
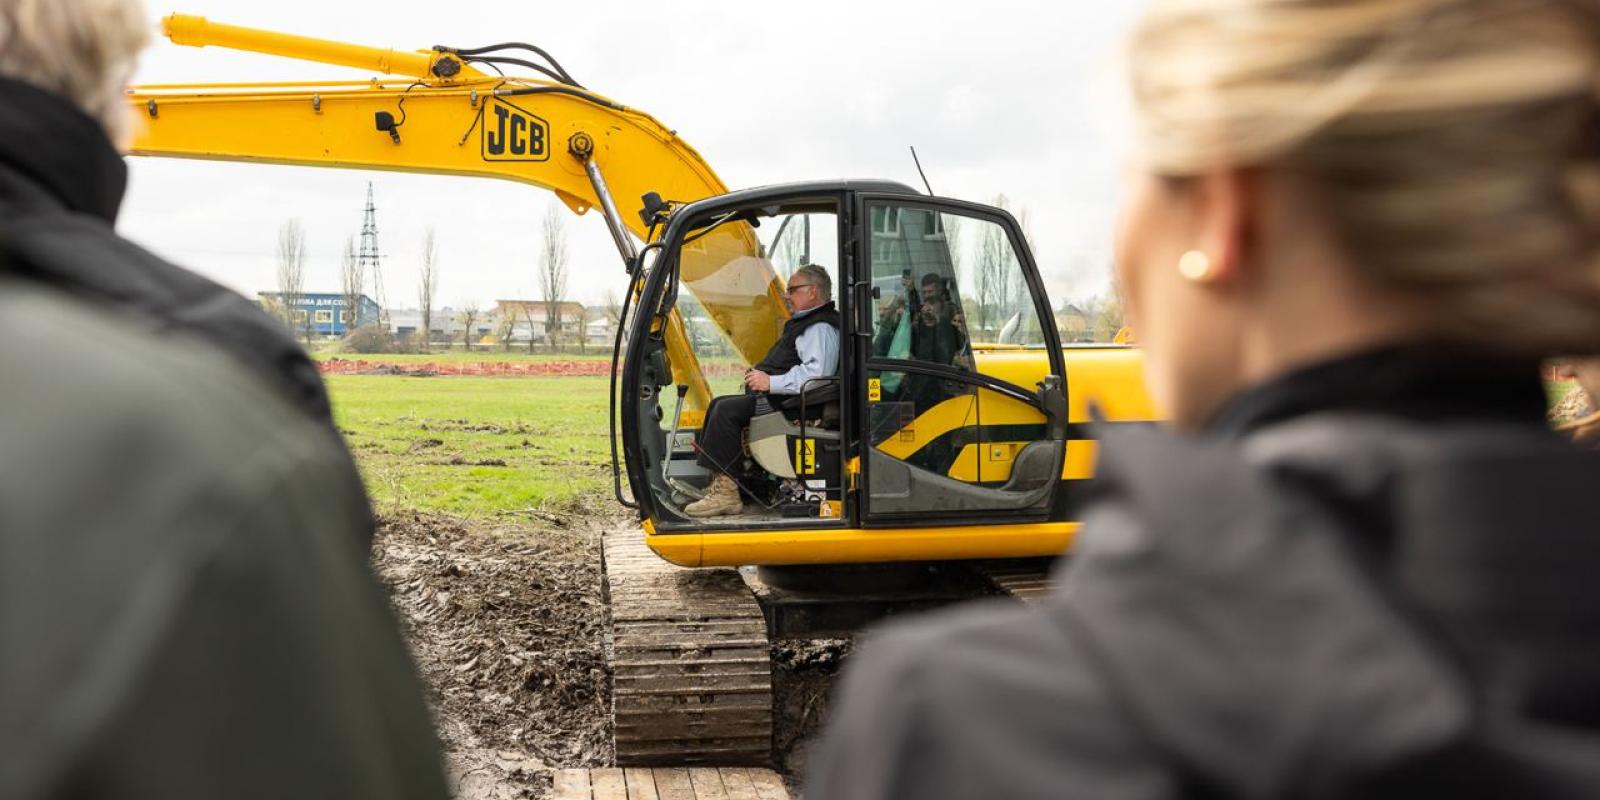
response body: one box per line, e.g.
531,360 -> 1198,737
974,558 -> 1055,604
602,530 -> 773,766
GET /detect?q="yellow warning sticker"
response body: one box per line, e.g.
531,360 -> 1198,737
794,438 -> 817,475
867,378 -> 882,402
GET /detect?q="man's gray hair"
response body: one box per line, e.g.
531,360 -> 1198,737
792,264 -> 832,301
0,0 -> 151,148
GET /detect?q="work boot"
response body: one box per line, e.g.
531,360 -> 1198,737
685,473 -> 743,518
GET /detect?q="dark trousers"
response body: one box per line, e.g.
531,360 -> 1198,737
696,394 -> 761,477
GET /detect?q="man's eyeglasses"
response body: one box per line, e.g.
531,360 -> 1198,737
786,283 -> 815,295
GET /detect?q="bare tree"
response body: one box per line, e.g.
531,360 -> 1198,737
538,203 -> 570,352
973,194 -> 1012,339
459,302 -> 480,351
602,288 -> 624,328
418,228 -> 439,353
772,218 -> 806,279
1094,293 -> 1126,341
495,311 -> 514,351
1006,206 -> 1035,321
276,219 -> 309,345
576,303 -> 591,354
942,214 -> 964,272
340,235 -> 363,337
1075,293 -> 1127,342
531,302 -> 544,353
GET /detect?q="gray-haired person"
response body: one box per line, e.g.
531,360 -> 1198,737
0,1 -> 446,797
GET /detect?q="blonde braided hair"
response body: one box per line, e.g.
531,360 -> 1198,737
1128,0 -> 1600,353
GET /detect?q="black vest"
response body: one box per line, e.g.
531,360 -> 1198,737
754,301 -> 840,376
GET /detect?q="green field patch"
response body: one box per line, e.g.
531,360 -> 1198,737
327,375 -> 614,517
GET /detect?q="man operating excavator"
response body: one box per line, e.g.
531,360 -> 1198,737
685,264 -> 841,518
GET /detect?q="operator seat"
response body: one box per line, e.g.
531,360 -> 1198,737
747,377 -> 841,481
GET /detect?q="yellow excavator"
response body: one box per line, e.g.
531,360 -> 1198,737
127,15 -> 1158,765
130,14 -> 1154,568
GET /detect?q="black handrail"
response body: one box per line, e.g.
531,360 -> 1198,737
862,357 -> 1041,408
608,243 -> 660,510
796,375 -> 841,479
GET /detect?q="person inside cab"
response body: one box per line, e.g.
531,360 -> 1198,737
875,271 -> 967,366
685,264 -> 840,518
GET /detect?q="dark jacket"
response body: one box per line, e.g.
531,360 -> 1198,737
0,76 -> 332,426
755,301 -> 841,377
0,276 -> 447,799
808,348 -> 1600,799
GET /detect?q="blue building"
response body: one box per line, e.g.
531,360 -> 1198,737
259,292 -> 382,337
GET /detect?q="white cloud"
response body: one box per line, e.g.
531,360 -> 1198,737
120,0 -> 1142,308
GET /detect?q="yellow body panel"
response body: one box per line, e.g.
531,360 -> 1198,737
647,522 -> 1080,568
870,346 -> 1153,482
974,345 -> 1158,424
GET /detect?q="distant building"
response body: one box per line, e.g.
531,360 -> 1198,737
387,306 -> 480,345
585,313 -> 617,348
385,307 -> 428,343
259,291 -> 381,338
492,300 -> 587,345
1056,304 -> 1092,343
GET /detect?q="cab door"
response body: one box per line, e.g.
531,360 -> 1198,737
850,194 -> 1068,525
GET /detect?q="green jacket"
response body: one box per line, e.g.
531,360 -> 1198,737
0,278 -> 446,799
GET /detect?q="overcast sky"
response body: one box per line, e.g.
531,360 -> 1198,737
120,1 -> 1143,310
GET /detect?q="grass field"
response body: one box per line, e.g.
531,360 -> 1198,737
327,375 -> 614,517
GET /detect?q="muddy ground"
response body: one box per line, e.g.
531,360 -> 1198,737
371,511 -> 850,798
373,512 -> 611,798
771,638 -> 853,778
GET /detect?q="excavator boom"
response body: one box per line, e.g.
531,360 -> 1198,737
127,15 -> 787,412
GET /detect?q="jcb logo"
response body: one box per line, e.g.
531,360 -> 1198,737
482,100 -> 549,162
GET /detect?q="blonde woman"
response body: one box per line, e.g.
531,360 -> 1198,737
810,1 -> 1600,797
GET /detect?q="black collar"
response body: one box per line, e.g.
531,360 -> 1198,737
0,77 -> 127,223
1205,344 -> 1549,437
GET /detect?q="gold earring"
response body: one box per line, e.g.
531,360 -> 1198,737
1178,250 -> 1213,282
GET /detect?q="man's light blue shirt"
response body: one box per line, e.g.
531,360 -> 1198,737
768,304 -> 840,395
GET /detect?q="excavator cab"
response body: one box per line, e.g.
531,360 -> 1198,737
621,181 -> 1084,561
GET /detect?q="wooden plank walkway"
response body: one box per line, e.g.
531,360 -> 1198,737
550,767 -> 791,800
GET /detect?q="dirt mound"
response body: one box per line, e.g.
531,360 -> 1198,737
372,512 -> 612,779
